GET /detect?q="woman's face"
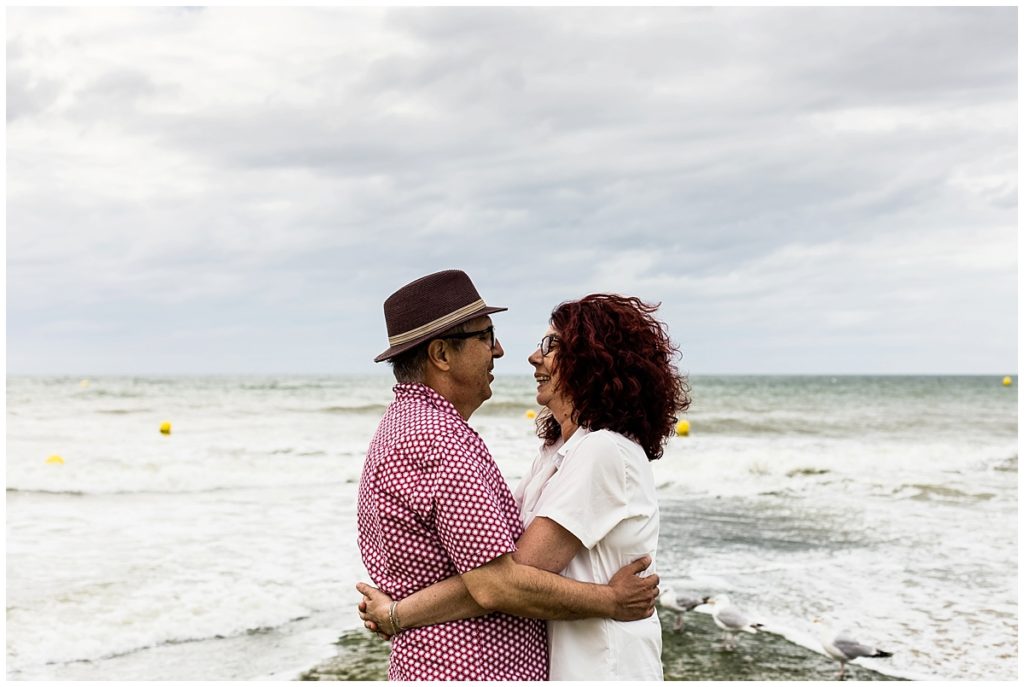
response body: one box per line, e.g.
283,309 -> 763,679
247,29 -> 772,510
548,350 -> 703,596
528,325 -> 563,409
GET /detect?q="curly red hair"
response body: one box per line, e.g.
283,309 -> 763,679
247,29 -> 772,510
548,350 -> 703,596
538,294 -> 690,461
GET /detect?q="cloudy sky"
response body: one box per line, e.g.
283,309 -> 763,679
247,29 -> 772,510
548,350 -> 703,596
6,6 -> 1018,375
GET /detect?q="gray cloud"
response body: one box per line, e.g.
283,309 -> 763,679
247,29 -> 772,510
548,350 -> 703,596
6,6 -> 1017,375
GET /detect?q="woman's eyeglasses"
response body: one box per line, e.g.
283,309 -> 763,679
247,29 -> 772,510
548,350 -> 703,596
441,325 -> 496,349
538,334 -> 559,357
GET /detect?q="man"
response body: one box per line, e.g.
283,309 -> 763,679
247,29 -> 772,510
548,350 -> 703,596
356,269 -> 659,680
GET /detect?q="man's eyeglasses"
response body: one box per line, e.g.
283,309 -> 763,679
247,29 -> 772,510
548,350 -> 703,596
441,325 -> 497,349
538,334 -> 559,357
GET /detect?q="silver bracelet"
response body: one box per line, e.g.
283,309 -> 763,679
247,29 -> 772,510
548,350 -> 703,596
388,600 -> 402,635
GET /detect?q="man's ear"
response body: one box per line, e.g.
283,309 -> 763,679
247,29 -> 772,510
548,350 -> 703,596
426,339 -> 452,371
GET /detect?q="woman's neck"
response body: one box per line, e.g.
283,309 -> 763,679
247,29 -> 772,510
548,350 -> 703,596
560,419 -> 579,441
550,398 -> 578,441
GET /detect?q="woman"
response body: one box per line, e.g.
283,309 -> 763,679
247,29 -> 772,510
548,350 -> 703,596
359,294 -> 689,679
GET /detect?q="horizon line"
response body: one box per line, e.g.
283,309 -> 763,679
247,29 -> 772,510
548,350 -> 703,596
5,371 -> 1019,378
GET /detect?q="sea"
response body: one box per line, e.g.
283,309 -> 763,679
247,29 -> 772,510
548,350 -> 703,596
5,374 -> 1018,681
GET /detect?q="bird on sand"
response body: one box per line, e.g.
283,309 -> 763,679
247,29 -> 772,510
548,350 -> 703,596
658,587 -> 709,630
705,594 -> 764,650
812,618 -> 893,680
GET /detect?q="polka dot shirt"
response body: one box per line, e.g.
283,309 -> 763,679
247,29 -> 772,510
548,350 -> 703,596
357,383 -> 548,680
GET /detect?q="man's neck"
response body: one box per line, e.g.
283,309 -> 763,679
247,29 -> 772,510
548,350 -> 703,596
421,375 -> 477,421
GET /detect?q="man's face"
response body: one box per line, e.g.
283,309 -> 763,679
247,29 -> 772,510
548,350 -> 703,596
447,316 -> 503,416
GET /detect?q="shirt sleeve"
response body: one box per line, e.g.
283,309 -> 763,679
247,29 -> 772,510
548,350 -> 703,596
432,436 -> 519,574
534,431 -> 631,549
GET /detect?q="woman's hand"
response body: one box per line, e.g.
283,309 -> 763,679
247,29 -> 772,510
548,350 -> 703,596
355,582 -> 396,640
607,556 -> 660,621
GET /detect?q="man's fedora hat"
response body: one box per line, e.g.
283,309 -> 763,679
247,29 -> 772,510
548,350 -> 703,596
374,269 -> 507,362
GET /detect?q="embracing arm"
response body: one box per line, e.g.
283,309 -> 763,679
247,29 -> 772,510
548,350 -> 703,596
357,516 -> 658,635
357,573 -> 486,633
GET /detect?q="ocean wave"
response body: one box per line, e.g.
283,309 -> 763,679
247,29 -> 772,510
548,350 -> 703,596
785,467 -> 830,478
6,486 -> 230,497
892,483 -> 997,503
239,382 -> 336,391
475,401 -> 543,415
311,404 -> 389,414
81,390 -> 148,399
680,417 -> 835,436
6,488 -> 87,496
293,401 -> 541,415
40,613 -> 315,669
666,413 -> 1017,438
268,448 -> 329,456
992,455 -> 1017,472
5,482 -> 339,497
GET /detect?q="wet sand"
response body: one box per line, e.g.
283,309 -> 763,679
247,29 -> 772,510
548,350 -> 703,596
300,611 -> 902,681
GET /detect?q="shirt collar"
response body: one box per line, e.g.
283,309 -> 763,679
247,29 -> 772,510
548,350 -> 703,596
552,426 -> 591,467
393,382 -> 465,423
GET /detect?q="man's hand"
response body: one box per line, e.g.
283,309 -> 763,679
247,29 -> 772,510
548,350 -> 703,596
356,582 -> 396,640
607,556 -> 660,621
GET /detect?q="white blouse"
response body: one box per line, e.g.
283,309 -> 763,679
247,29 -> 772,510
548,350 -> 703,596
513,427 -> 663,681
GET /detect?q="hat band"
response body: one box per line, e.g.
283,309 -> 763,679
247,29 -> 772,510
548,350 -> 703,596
387,299 -> 486,346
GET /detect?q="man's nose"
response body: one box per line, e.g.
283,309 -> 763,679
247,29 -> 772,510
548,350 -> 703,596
492,339 -> 504,358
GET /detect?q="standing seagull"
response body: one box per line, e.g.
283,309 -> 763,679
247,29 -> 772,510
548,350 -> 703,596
705,594 -> 763,650
658,587 -> 709,630
813,618 -> 893,680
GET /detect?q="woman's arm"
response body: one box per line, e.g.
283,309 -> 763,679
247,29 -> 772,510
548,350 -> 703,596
511,514 -> 581,572
356,516 -> 656,636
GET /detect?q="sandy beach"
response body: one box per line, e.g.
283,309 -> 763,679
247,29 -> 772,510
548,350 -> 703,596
301,611 -> 902,681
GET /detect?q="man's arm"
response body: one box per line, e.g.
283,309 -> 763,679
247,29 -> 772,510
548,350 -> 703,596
461,552 -> 656,620
358,574 -> 486,634
357,517 -> 658,634
461,516 -> 656,620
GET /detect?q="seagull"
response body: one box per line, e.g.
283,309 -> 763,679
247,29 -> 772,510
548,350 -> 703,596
704,594 -> 763,649
813,618 -> 893,680
658,587 -> 709,630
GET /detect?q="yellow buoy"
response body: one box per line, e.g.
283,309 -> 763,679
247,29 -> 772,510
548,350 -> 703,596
160,422 -> 172,435
525,409 -> 537,419
46,454 -> 65,465
1003,376 -> 1013,387
676,420 -> 690,437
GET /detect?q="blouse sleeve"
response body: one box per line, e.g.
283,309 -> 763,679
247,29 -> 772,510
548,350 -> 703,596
533,431 -> 630,549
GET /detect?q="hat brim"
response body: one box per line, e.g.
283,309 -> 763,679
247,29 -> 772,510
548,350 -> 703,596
374,305 -> 508,363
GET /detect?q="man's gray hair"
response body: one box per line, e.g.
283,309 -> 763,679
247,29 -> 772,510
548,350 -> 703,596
388,322 -> 470,383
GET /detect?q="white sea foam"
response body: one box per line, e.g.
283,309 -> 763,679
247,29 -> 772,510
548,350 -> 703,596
6,480 -> 371,676
6,374 -> 1017,680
